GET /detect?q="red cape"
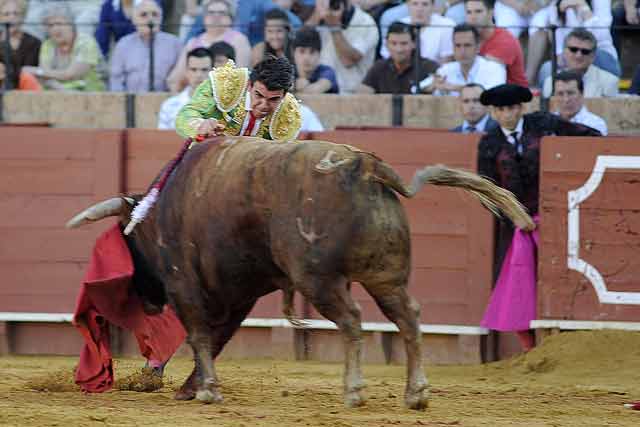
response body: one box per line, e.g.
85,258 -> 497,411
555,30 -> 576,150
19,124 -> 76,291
73,224 -> 186,392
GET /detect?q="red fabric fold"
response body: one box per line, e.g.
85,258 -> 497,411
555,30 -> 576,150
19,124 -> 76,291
73,224 -> 187,392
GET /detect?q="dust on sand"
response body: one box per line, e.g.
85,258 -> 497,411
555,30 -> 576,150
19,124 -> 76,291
1,330 -> 639,427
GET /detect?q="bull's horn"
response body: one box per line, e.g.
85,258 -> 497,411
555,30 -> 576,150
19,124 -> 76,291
65,197 -> 125,229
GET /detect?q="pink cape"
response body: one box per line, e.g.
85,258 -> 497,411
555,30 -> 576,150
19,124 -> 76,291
73,224 -> 187,392
481,219 -> 539,332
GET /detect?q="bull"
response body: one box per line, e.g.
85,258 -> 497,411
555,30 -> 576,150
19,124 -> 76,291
67,137 -> 533,410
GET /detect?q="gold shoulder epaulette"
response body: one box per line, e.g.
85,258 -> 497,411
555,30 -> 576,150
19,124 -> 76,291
269,93 -> 302,141
209,59 -> 249,113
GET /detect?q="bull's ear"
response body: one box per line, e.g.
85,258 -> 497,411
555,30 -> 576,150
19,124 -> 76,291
65,197 -> 125,229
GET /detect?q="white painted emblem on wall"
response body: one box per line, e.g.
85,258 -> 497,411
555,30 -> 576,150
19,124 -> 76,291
567,155 -> 640,304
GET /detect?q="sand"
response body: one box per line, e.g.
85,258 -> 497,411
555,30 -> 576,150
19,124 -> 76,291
1,330 -> 639,426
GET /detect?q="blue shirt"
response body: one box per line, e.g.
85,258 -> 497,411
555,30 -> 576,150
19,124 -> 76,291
309,64 -> 339,94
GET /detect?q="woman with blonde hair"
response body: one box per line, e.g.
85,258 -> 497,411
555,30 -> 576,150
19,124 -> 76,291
167,0 -> 250,92
0,0 -> 40,89
22,4 -> 105,91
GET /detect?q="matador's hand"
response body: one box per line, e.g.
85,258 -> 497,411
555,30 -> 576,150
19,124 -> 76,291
197,118 -> 226,137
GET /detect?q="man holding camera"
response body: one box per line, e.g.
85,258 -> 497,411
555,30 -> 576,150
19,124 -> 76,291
306,0 -> 379,93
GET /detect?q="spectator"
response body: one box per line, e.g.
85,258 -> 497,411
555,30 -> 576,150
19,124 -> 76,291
427,24 -> 506,96
542,29 -> 618,98
491,0 -> 549,39
379,0 -> 465,41
179,0 -> 202,41
307,0 -> 379,93
380,0 -> 455,64
526,0 -> 618,86
95,0 -> 164,58
477,84 -> 600,353
23,1 -> 102,41
611,0 -> 639,54
464,0 -> 527,86
553,70 -> 607,135
251,8 -> 292,67
210,40 -> 236,67
451,83 -> 498,132
0,0 -> 40,89
232,0 -> 301,46
110,0 -> 182,92
292,26 -> 339,94
0,58 -> 41,90
300,103 -> 325,131
22,4 -> 105,91
629,65 -> 640,95
158,47 -> 213,130
168,0 -> 250,92
357,21 -> 438,94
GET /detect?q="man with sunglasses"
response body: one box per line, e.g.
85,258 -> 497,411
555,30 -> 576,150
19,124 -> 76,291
541,28 -> 618,98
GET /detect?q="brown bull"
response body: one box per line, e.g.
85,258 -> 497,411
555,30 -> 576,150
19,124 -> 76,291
67,137 -> 533,410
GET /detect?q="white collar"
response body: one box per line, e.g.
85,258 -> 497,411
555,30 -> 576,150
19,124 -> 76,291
554,105 -> 589,122
463,113 -> 489,132
500,117 -> 524,140
461,57 -> 481,81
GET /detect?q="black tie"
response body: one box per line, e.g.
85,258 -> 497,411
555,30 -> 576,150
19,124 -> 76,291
511,132 -> 522,156
466,126 -> 477,133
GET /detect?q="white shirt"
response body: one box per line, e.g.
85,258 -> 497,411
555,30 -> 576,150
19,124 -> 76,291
380,14 -> 455,63
238,91 -> 265,136
543,65 -> 619,98
462,114 -> 491,133
501,117 -> 524,153
300,105 -> 324,132
158,87 -> 192,130
556,105 -> 608,135
319,7 -> 379,93
433,56 -> 507,96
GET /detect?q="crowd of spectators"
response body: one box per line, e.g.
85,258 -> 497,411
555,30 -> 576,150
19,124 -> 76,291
1,0 -> 639,130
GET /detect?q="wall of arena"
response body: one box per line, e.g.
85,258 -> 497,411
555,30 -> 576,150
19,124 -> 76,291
1,125 -> 640,365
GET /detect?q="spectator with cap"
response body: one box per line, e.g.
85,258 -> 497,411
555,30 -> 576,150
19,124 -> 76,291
0,0 -> 40,89
464,0 -> 527,87
553,70 -> 607,135
158,47 -> 213,130
22,4 -> 105,91
110,0 -> 182,92
251,8 -> 292,67
380,0 -> 455,64
356,21 -> 438,94
451,83 -> 498,132
426,24 -> 505,96
292,26 -> 339,94
541,28 -> 618,98
477,83 -> 601,353
306,0 -> 379,93
168,0 -> 250,92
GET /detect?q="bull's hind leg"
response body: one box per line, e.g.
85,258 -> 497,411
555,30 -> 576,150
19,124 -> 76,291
366,283 -> 429,410
298,276 -> 366,408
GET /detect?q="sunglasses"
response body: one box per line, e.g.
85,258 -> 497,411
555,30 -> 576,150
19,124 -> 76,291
567,46 -> 593,55
139,11 -> 160,18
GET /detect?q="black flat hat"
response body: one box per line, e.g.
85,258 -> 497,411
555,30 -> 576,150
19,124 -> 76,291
480,84 -> 533,107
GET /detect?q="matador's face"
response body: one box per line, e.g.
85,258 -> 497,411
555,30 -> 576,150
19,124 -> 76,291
249,81 -> 285,119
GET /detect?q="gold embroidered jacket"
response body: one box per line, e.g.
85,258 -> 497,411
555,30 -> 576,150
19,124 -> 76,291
175,61 -> 302,141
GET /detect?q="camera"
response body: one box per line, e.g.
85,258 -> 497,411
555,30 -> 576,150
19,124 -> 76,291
329,0 -> 344,10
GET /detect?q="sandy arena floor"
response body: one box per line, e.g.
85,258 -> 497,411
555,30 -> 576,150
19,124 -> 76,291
1,330 -> 639,427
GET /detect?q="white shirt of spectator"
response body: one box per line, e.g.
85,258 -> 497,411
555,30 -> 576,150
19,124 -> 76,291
300,105 -> 324,132
555,106 -> 608,136
462,113 -> 490,133
318,6 -> 379,94
500,117 -> 524,153
432,56 -> 506,96
158,87 -> 192,130
542,64 -> 619,98
380,14 -> 455,63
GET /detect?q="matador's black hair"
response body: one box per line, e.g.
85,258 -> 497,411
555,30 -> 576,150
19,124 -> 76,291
250,55 -> 294,92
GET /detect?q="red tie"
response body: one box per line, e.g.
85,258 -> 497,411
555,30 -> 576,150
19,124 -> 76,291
243,113 -> 257,136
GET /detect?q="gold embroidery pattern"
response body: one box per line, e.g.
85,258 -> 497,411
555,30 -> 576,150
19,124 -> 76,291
211,60 -> 249,113
269,93 -> 302,141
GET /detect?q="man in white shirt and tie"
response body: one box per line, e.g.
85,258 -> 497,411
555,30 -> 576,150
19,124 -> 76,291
451,83 -> 499,133
425,24 -> 506,96
553,70 -> 608,136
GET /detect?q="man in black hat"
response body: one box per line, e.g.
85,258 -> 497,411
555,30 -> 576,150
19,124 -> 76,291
477,83 -> 600,353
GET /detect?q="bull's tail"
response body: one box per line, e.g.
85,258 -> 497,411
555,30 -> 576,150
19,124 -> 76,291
373,161 -> 535,230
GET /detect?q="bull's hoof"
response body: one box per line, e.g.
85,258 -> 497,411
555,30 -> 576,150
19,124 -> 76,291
404,391 -> 429,411
344,390 -> 366,408
195,389 -> 224,404
174,388 -> 196,401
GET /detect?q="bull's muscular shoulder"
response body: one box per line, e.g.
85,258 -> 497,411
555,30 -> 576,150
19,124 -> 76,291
209,60 -> 249,113
268,93 -> 302,141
